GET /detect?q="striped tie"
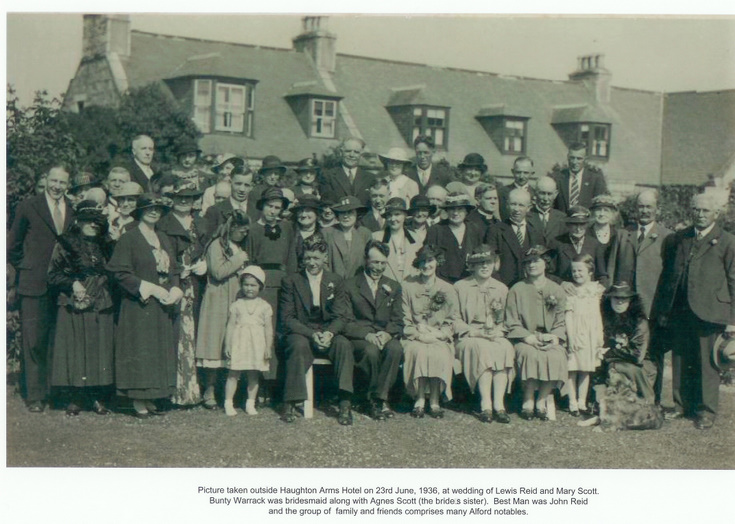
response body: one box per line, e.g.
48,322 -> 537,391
515,224 -> 525,247
569,174 -> 580,207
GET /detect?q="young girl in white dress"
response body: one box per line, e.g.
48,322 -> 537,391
223,265 -> 274,416
563,254 -> 605,416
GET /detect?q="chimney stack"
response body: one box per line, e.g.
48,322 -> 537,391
292,16 -> 337,74
569,53 -> 611,104
82,14 -> 131,60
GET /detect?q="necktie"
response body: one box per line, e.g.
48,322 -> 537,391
638,226 -> 646,244
52,200 -> 64,234
515,224 -> 525,247
569,174 -> 580,207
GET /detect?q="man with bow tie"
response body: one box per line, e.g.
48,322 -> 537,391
278,235 -> 356,425
651,193 -> 735,430
343,240 -> 404,420
319,137 -> 377,206
551,142 -> 608,213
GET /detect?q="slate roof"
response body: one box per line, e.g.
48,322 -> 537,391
107,30 -> 667,185
661,89 -> 735,185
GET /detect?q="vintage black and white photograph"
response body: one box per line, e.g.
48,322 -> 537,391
5,5 -> 735,509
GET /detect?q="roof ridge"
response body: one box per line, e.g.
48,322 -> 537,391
131,29 -> 294,54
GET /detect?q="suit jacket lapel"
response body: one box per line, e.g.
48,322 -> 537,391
637,224 -> 657,254
501,223 -> 522,259
335,167 -> 353,195
294,272 -> 313,312
33,195 -> 58,234
560,171 -> 571,209
359,273 -> 376,309
693,225 -> 721,260
333,229 -> 349,260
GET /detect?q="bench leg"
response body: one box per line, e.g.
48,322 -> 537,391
304,365 -> 314,419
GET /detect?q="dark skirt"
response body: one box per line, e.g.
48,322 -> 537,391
260,268 -> 285,381
115,296 -> 177,399
51,305 -> 114,387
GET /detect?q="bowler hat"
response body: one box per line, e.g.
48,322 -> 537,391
408,195 -> 437,216
71,172 -> 100,190
566,205 -> 591,224
458,153 -> 487,173
256,187 -> 291,211
258,155 -> 287,175
332,196 -> 368,215
382,197 -> 409,218
442,192 -> 476,211
239,265 -> 267,288
606,282 -> 637,299
379,147 -> 412,165
166,179 -> 204,199
590,194 -> 618,211
291,194 -> 322,213
295,157 -> 321,173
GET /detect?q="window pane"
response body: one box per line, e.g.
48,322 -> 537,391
325,101 -> 335,117
434,128 -> 444,146
413,107 -> 423,117
314,100 -> 323,116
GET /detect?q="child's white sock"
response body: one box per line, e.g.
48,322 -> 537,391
245,399 -> 258,415
224,400 -> 237,416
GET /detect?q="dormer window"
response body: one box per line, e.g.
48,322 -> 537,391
284,82 -> 342,139
386,86 -> 450,150
412,107 -> 448,148
502,118 -> 527,154
192,79 -> 255,137
551,105 -> 614,160
475,106 -> 530,155
579,123 -> 610,158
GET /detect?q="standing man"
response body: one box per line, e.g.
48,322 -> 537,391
360,179 -> 390,232
8,163 -> 75,411
203,166 -> 258,238
651,193 -> 735,429
405,134 -> 453,196
484,189 -> 543,287
279,235 -> 356,425
468,183 -> 502,229
319,137 -> 376,205
343,240 -> 405,420
526,176 -> 568,245
551,142 -> 607,213
498,156 -> 536,220
116,134 -> 159,192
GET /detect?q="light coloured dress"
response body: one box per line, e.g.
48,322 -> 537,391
563,281 -> 605,372
454,277 -> 515,391
401,275 -> 458,400
224,297 -> 272,372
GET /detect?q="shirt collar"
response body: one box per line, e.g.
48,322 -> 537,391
695,222 -> 716,239
45,192 -> 65,211
229,197 -> 247,210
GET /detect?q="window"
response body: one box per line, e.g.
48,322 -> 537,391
503,119 -> 526,154
412,107 -> 448,148
311,99 -> 337,138
579,123 -> 610,158
192,79 -> 255,137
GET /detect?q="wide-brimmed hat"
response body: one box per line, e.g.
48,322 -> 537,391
443,192 -> 476,211
213,153 -> 246,173
258,155 -> 287,175
566,205 -> 591,224
408,195 -> 437,216
256,187 -> 291,210
466,244 -> 498,265
381,197 -> 409,217
177,139 -> 201,156
134,193 -> 171,215
70,171 -> 100,190
332,195 -> 368,215
166,179 -> 204,199
412,244 -> 445,269
291,194 -> 322,213
713,333 -> 735,371
523,245 -> 551,263
606,282 -> 637,298
379,147 -> 412,165
458,153 -> 487,173
590,194 -> 618,211
112,181 -> 144,199
295,157 -> 321,174
74,199 -> 108,229
238,265 -> 266,288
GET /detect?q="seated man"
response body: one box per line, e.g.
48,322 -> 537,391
278,235 -> 356,425
343,240 -> 404,420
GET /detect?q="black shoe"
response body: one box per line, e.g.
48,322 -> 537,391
202,399 -> 219,410
429,406 -> 445,419
569,410 -> 580,417
494,410 -> 511,424
411,406 -> 425,418
338,404 -> 353,426
478,410 -> 493,423
536,410 -> 549,421
369,402 -> 386,421
281,403 -> 297,423
66,403 -> 81,416
27,401 -> 44,413
519,410 -> 534,421
92,400 -> 110,416
694,412 -> 715,430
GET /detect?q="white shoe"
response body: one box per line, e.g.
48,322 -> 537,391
224,400 -> 237,416
245,400 -> 258,415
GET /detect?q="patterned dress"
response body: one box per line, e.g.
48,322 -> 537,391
563,281 -> 605,372
224,297 -> 272,371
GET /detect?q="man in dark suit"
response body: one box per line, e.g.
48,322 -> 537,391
651,193 -> 735,430
551,142 -> 608,213
404,134 -> 453,196
343,240 -> 404,420
467,183 -> 501,229
114,135 -> 160,192
8,163 -> 75,411
319,137 -> 377,205
202,167 -> 258,239
484,188 -> 544,287
614,189 -> 673,405
498,156 -> 536,220
278,235 -> 356,425
527,176 -> 568,245
360,179 -> 389,232
550,206 -> 608,286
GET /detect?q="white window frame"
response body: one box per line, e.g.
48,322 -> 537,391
193,79 -> 212,133
215,82 -> 246,133
579,123 -> 610,159
311,99 -> 337,138
502,118 -> 526,154
411,106 -> 448,149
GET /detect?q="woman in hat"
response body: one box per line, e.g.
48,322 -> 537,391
425,192 -> 486,284
293,157 -> 321,199
454,246 -> 515,423
250,155 -> 288,209
372,197 -> 421,283
451,153 -> 488,203
48,200 -> 115,415
196,210 -> 251,409
600,282 -> 655,402
107,194 -> 184,417
318,199 -> 338,229
380,147 -> 419,206
401,244 -> 459,418
322,196 -> 373,279
157,180 -> 209,407
67,172 -> 101,207
286,194 -> 323,274
200,154 -> 246,214
406,195 -> 437,246
589,194 -> 621,279
506,246 -> 568,421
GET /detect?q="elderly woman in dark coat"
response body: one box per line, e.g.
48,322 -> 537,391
506,245 -> 568,421
107,194 -> 183,418
48,200 -> 114,415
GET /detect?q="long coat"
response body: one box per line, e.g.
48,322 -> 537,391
426,221 -> 486,283
404,163 -> 453,196
372,228 -> 421,283
614,222 -> 672,318
343,273 -> 403,340
319,166 -> 377,206
551,167 -> 608,213
322,225 -> 373,279
484,219 -> 544,287
8,194 -> 75,296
